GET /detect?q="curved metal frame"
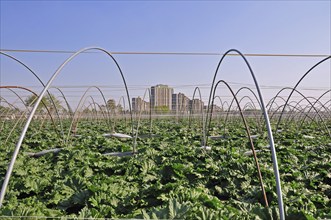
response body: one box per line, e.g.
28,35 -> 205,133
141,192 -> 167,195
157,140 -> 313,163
50,87 -> 74,118
212,95 -> 228,127
212,80 -> 269,207
0,97 -> 21,133
205,49 -> 284,219
0,47 -> 133,207
0,86 -> 59,138
275,56 -> 331,134
270,87 -> 330,136
270,103 -> 319,132
1,52 -> 65,137
225,94 -> 261,133
133,88 -> 153,149
115,95 -> 128,129
66,86 -> 112,141
71,95 -> 102,136
188,86 -> 206,146
300,90 -> 331,124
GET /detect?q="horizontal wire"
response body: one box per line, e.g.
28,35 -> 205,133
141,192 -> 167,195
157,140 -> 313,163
1,49 -> 330,58
0,82 -> 329,90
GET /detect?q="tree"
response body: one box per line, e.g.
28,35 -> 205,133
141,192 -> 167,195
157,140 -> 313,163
106,99 -> 116,110
25,94 -> 63,112
116,103 -> 123,113
154,105 -> 170,114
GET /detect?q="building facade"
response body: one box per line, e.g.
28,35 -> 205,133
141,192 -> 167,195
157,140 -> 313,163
132,97 -> 150,113
172,93 -> 190,114
189,99 -> 204,113
151,84 -> 173,112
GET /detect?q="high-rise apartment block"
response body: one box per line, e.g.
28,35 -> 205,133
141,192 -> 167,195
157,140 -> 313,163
132,97 -> 150,113
172,93 -> 190,113
151,84 -> 173,111
189,99 -> 204,113
131,84 -> 211,115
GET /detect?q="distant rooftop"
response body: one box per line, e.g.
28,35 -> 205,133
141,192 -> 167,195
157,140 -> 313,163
154,84 -> 170,88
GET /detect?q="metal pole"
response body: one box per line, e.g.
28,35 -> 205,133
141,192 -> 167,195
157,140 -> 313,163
0,47 -> 132,207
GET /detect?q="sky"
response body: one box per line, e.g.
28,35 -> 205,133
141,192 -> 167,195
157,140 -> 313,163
0,1 -> 330,108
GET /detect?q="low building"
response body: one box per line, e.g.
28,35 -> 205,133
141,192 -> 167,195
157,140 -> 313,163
132,97 -> 150,113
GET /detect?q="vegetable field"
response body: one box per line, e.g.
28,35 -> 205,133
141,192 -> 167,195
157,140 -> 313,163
0,49 -> 330,219
0,118 -> 330,219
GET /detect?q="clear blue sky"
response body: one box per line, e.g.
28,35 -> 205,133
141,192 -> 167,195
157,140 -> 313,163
0,1 -> 330,106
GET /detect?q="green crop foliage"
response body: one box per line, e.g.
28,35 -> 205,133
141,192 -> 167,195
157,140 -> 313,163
0,118 -> 330,219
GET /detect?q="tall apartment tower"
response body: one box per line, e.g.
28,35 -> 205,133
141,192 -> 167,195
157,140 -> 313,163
172,93 -> 190,113
151,84 -> 173,111
132,97 -> 150,113
189,99 -> 205,113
